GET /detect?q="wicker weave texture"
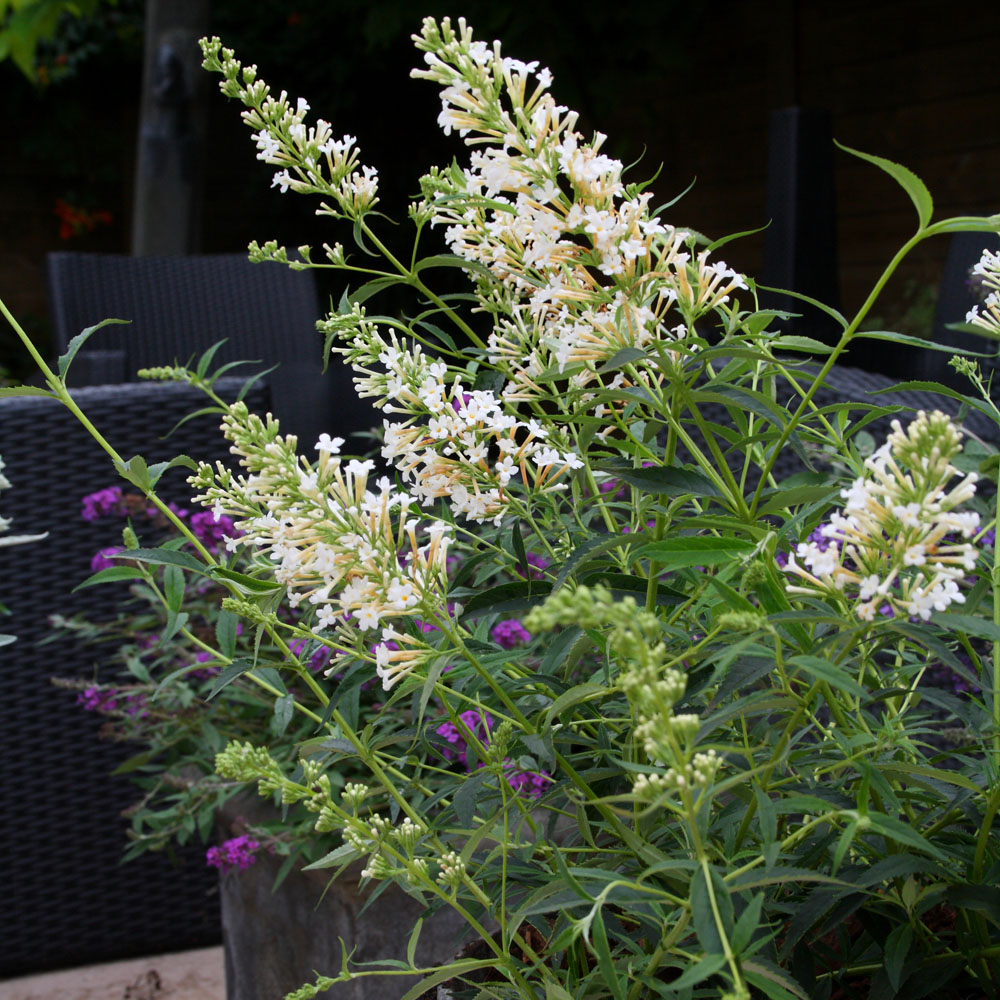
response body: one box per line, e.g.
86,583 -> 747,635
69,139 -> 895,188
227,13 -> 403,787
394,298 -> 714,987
0,379 -> 267,977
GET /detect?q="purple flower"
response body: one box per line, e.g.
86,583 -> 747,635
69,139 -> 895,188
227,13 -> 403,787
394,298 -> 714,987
189,651 -> 222,681
81,487 -> 125,521
777,524 -> 834,567
505,762 -> 550,799
76,686 -> 148,717
137,632 -> 160,650
436,710 -> 493,766
206,835 -> 260,873
90,546 -> 124,572
513,551 -> 550,581
290,639 -> 334,673
435,711 -> 550,798
77,686 -> 117,712
190,510 -> 237,549
309,647 -> 332,672
491,619 -> 531,649
122,691 -> 149,718
598,478 -> 628,501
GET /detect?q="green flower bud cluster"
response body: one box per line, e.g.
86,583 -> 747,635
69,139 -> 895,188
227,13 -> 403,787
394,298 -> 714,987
335,805 -> 437,889
188,460 -> 230,493
283,974 -> 337,1000
530,589 -> 723,801
136,365 -> 190,383
740,559 -> 772,589
222,402 -> 298,471
524,584 -> 663,675
525,584 -> 657,637
485,719 -> 514,768
407,199 -> 434,226
220,596 -> 278,628
247,240 -> 290,265
316,302 -> 376,354
716,610 -> 769,633
391,816 -> 427,854
345,815 -> 395,880
436,850 -> 467,889
341,782 -> 370,811
352,814 -> 433,883
122,524 -> 139,550
323,242 -> 346,266
418,163 -> 466,203
632,749 -> 721,799
215,740 -> 285,794
886,409 -> 964,499
359,853 -> 395,880
283,758 -> 333,809
214,742 -> 338,819
949,356 -> 979,381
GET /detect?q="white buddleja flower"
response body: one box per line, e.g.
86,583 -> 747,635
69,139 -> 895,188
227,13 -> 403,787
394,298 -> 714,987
199,38 -> 379,219
0,455 -> 46,549
965,247 -> 1000,338
409,16 -> 748,406
332,325 -> 583,526
188,404 -> 451,682
784,410 -> 981,622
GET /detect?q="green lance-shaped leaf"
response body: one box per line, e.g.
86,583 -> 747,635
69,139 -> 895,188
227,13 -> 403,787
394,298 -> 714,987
835,141 -> 933,230
689,862 -> 735,955
634,535 -> 754,569
119,547 -> 208,574
57,318 -> 130,378
883,923 -> 914,992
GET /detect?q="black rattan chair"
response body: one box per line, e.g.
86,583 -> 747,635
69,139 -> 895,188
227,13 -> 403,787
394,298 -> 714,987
0,378 -> 266,977
45,252 -> 377,451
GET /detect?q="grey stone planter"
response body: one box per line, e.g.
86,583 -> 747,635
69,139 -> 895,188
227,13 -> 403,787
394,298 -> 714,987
217,818 -> 468,1000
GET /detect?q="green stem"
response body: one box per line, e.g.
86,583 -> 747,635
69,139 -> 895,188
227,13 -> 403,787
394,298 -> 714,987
816,941 -> 1000,980
748,225 -> 934,516
0,295 -> 217,565
358,222 -> 487,350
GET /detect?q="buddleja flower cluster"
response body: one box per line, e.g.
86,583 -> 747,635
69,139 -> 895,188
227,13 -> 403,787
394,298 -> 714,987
965,247 -> 1000,338
410,16 -> 747,405
337,324 -> 584,525
188,404 -> 451,688
784,410 -> 980,621
199,37 -> 379,221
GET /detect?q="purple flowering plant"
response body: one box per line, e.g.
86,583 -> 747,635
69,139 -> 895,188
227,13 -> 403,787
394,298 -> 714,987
50,481 -> 387,871
5,16 -> 1000,1000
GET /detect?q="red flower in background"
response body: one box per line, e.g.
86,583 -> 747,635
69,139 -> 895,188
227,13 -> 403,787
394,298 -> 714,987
54,198 -> 112,240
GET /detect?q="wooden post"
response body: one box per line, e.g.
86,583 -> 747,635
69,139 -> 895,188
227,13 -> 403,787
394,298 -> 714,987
131,0 -> 210,255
